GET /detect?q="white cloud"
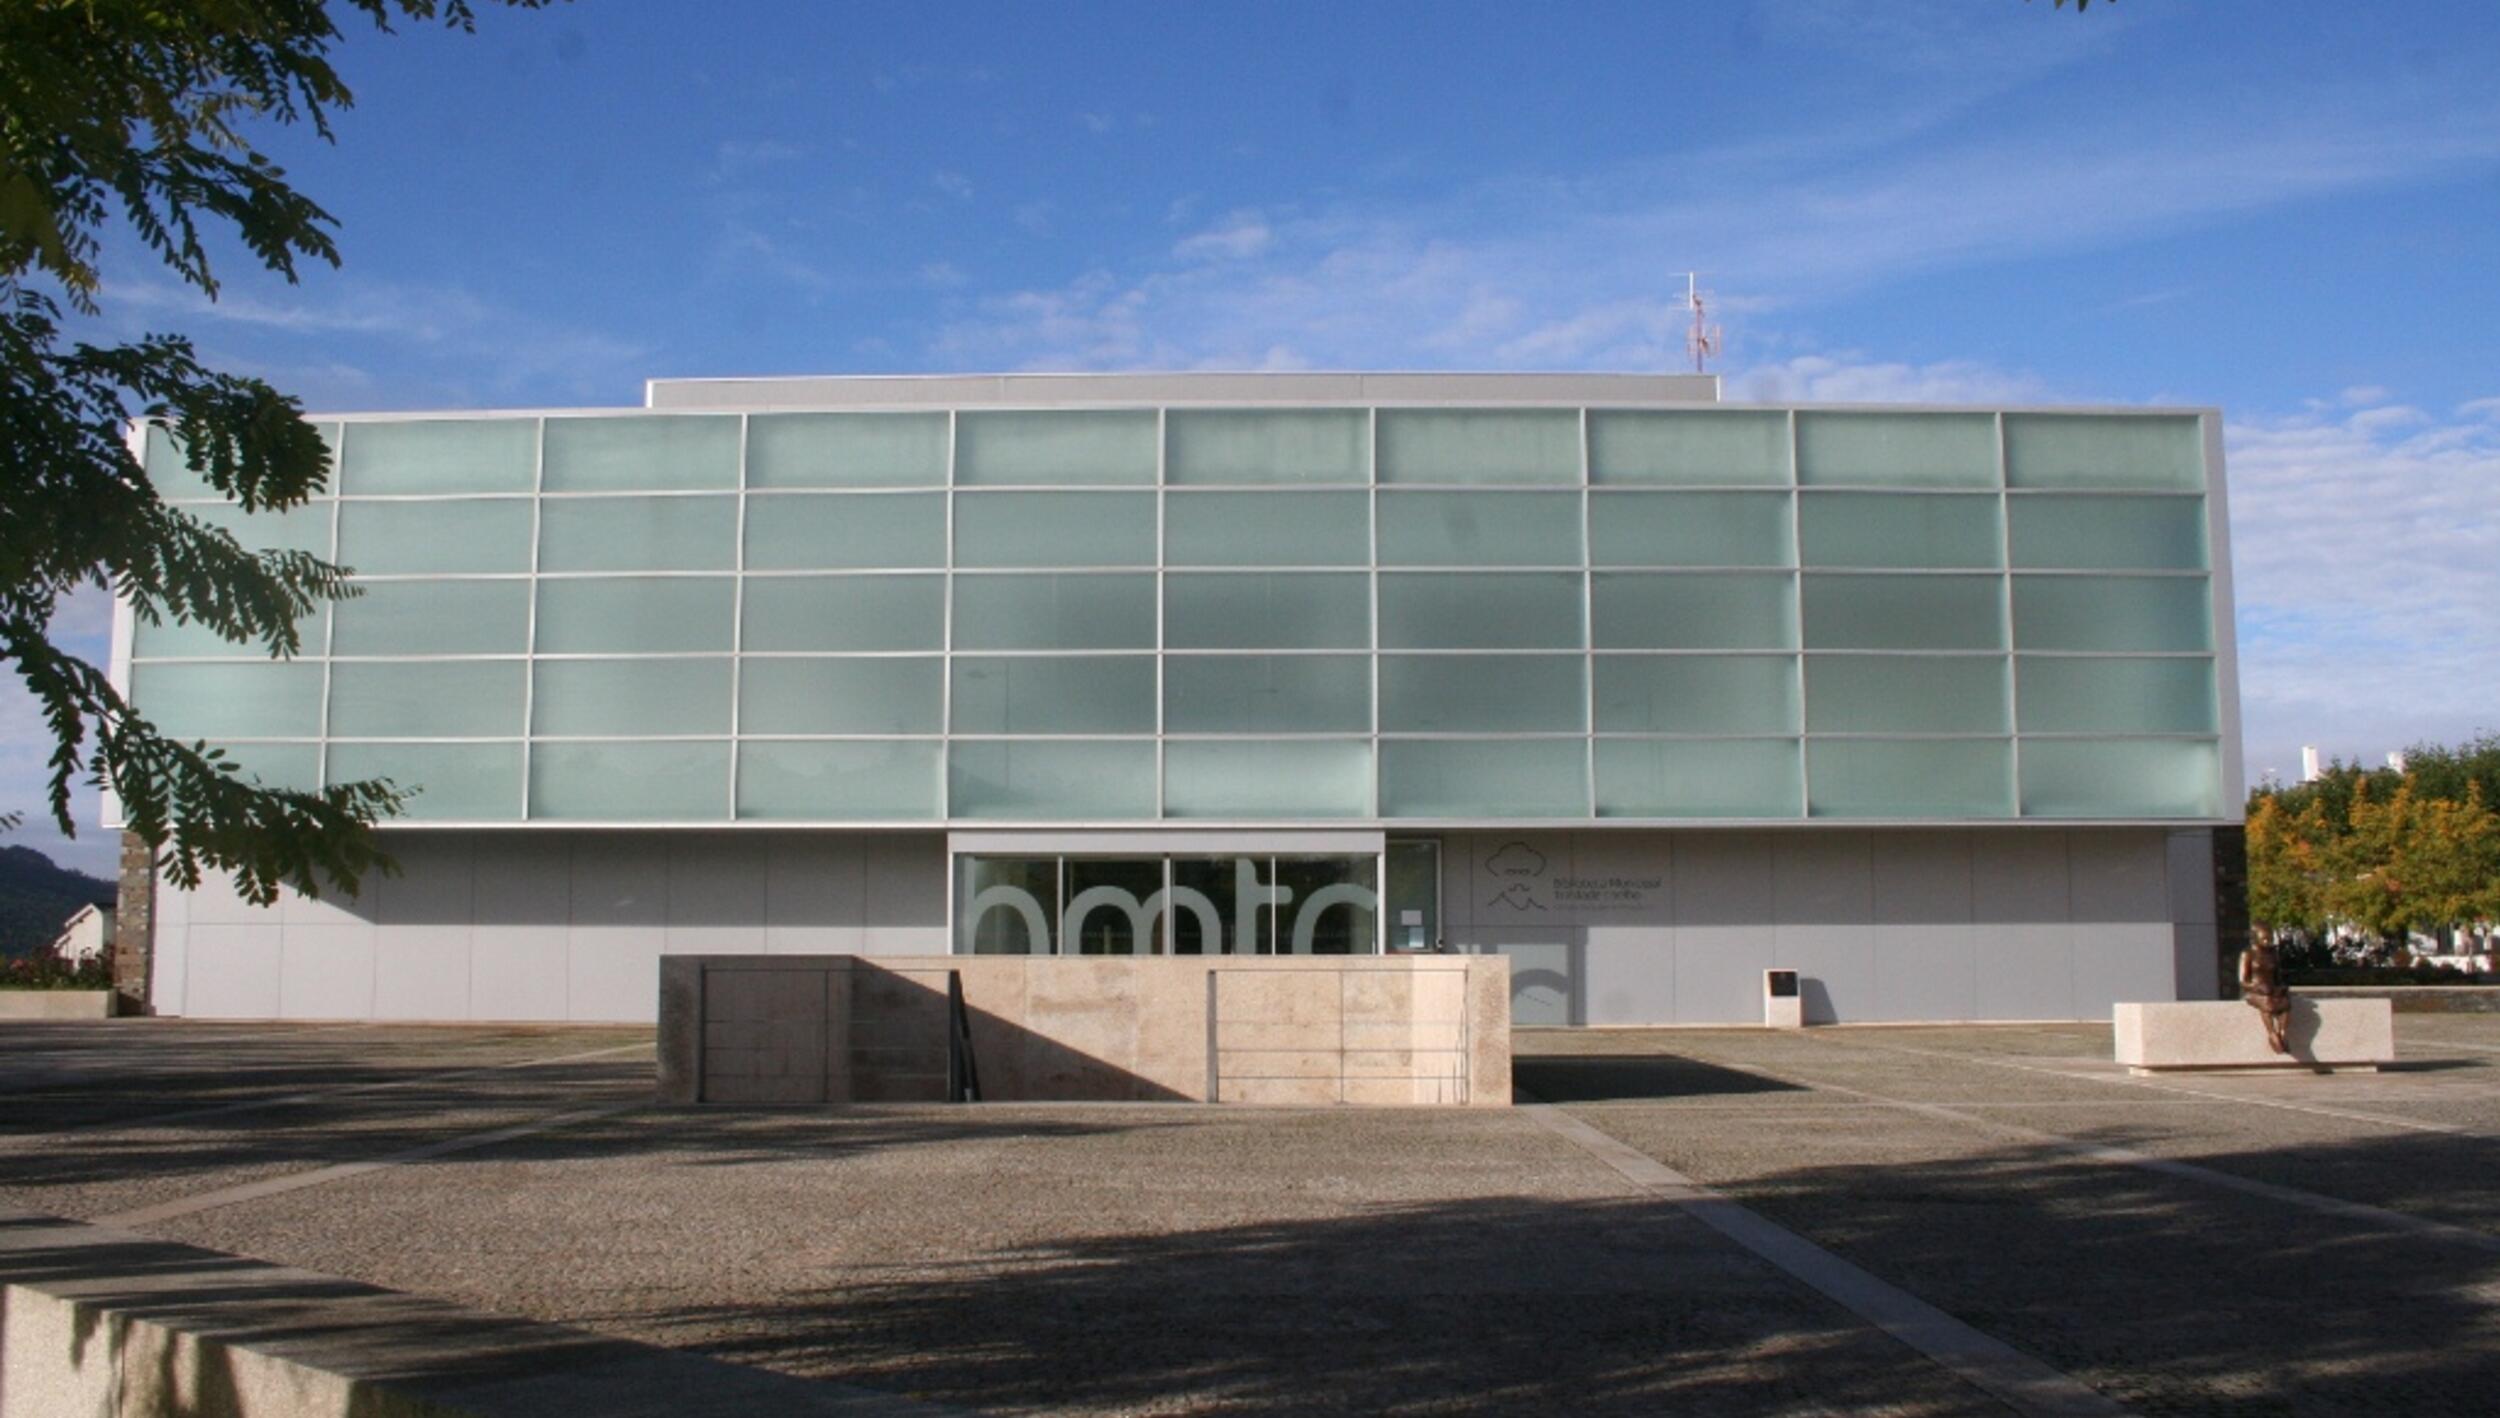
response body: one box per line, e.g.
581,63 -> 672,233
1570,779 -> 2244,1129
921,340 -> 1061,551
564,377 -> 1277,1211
100,274 -> 652,408
2226,399 -> 2500,784
930,170 -> 974,202
922,73 -> 2500,377
1172,211 -> 1274,263
1729,354 -> 2055,405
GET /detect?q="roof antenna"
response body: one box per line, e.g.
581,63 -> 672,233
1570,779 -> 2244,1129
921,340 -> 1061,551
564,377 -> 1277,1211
1684,272 -> 1722,374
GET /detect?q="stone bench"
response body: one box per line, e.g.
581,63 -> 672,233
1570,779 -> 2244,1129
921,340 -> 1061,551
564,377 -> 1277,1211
2112,1000 -> 2395,1074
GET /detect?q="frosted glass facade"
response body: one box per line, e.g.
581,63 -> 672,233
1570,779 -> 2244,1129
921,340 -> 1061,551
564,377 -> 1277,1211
125,402 -> 2228,825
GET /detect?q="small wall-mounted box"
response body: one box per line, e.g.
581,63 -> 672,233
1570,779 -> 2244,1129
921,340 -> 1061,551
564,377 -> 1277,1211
1764,969 -> 1803,1029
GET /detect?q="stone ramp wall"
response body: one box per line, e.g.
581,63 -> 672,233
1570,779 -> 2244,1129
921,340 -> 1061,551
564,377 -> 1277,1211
659,955 -> 1513,1107
0,1210 -> 947,1417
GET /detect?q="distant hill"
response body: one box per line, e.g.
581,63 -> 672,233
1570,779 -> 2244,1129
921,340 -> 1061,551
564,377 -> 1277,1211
0,845 -> 117,959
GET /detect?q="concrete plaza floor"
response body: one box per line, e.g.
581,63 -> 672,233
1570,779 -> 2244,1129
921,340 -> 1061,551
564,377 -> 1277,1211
5,1016 -> 2499,1415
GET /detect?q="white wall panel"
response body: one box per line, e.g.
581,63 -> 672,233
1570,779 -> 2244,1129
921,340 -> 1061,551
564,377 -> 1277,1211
277,925 -> 376,1020
147,825 -> 2212,1025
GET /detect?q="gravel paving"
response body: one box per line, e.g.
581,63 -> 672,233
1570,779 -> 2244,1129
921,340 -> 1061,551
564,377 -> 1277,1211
6,1014 -> 2499,1414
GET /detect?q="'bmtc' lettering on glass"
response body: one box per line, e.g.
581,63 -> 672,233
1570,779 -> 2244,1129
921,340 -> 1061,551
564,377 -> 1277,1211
956,856 -> 1378,955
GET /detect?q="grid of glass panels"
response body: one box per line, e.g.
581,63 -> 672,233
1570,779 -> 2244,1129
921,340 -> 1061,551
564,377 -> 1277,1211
124,405 -> 2225,823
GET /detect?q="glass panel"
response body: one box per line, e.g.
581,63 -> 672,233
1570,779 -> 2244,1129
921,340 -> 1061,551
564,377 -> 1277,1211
1588,491 -> 1791,567
2008,495 -> 2207,571
1796,412 -> 1997,488
953,574 -> 1155,650
947,740 -> 1156,819
1594,655 -> 1798,733
1808,654 -> 2008,734
742,575 -> 943,652
1378,572 -> 1583,650
1376,409 -> 1580,485
1807,739 -> 2012,817
129,662 -> 324,739
537,495 -> 737,572
743,492 -> 945,570
328,660 -> 525,738
955,410 -> 1157,486
953,491 -> 1156,567
197,741 -> 323,794
2013,575 -> 2212,652
1165,491 -> 1370,566
326,742 -> 523,820
1588,409 -> 1790,486
949,656 -> 1157,734
1379,739 -> 1589,818
1798,492 -> 2001,569
340,418 -> 536,495
2017,656 -> 2218,735
1379,654 -> 1585,732
336,499 -> 532,574
1171,857 -> 1244,954
332,579 -> 530,656
535,577 -> 734,653
1377,491 -> 1582,566
1273,856 -> 1378,954
144,424 -> 223,502
184,501 -> 334,557
541,415 -> 740,491
132,605 -> 329,660
1166,409 -> 1369,485
739,658 -> 942,734
528,740 -> 730,820
1064,859 -> 1171,955
1596,738 -> 1802,818
532,658 -> 732,737
1591,573 -> 1794,650
1165,573 -> 1369,650
2020,738 -> 2223,818
957,856 -> 1060,954
735,741 -> 941,820
1802,574 -> 2003,651
1164,655 -> 1370,732
1385,840 -> 1439,952
2004,414 -> 2205,491
1163,742 -> 1372,819
746,412 -> 947,488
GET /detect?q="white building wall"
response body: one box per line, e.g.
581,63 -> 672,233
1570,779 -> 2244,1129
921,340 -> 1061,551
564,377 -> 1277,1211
151,830 -> 951,1023
1438,827 -> 2199,1025
153,826 -> 2211,1025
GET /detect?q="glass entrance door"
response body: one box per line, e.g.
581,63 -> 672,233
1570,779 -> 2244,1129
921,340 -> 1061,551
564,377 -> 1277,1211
955,852 -> 1380,955
1384,839 -> 1441,953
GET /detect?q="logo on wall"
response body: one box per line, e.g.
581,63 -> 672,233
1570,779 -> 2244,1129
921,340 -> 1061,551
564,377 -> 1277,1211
1484,839 -> 1550,912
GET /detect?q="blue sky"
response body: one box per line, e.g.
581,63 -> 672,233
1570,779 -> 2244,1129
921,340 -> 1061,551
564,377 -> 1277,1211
9,0 -> 2500,874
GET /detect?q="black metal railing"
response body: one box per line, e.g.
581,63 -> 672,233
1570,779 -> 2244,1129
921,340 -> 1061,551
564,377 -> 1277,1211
946,970 -> 982,1103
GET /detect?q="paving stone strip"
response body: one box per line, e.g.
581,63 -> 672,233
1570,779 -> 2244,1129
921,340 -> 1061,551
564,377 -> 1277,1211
1811,1033 -> 2478,1137
1711,1044 -> 2500,1261
0,1041 -> 653,1145
1518,1102 -> 2132,1418
97,1102 -> 645,1228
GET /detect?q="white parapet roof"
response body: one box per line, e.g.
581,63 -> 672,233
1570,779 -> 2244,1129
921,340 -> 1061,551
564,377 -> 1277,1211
643,370 -> 1722,411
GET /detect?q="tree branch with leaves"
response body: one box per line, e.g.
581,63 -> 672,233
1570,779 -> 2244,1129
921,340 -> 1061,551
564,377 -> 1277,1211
1,1 -> 548,904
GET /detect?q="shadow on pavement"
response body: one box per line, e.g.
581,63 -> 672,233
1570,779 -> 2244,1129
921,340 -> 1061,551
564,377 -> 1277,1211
614,1124 -> 2500,1417
1513,1053 -> 1803,1102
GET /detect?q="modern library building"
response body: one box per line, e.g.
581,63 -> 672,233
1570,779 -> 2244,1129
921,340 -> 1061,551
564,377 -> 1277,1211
111,371 -> 2242,1026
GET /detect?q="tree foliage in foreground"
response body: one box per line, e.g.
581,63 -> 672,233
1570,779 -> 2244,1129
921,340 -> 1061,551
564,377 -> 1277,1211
2247,735 -> 2500,951
2,1 -> 546,904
